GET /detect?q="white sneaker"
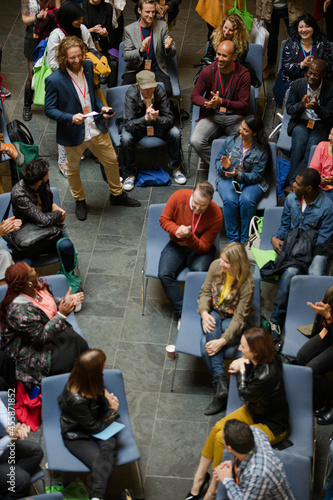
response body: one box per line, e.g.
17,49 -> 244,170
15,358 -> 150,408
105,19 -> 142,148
123,176 -> 135,191
270,322 -> 281,339
172,169 -> 187,185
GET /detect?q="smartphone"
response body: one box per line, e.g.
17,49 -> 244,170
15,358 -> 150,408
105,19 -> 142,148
95,108 -> 114,119
232,180 -> 242,194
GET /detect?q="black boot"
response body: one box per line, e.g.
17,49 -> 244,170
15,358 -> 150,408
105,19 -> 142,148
23,88 -> 33,121
215,373 -> 229,398
204,394 -> 227,415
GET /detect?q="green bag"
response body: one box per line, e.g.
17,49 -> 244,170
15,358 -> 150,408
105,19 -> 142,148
10,141 -> 39,183
56,237 -> 82,294
33,49 -> 53,106
45,482 -> 89,500
228,0 -> 253,34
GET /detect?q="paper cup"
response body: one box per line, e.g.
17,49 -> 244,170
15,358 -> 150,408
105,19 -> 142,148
166,344 -> 176,359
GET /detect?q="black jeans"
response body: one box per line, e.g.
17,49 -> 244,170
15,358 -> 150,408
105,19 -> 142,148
49,325 -> 89,376
297,334 -> 333,408
64,436 -> 117,498
0,439 -> 43,500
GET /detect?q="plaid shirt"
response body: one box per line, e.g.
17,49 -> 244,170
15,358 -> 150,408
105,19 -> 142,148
223,428 -> 295,500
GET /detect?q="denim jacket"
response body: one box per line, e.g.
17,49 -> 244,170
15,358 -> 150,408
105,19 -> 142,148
274,191 -> 333,247
215,135 -> 269,192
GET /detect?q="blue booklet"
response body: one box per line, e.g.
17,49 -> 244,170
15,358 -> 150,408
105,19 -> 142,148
92,421 -> 125,440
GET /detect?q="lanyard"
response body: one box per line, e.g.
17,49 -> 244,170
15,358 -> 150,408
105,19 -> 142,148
217,64 -> 235,98
239,138 -> 254,166
57,25 -> 68,35
192,212 -> 202,235
300,40 -> 313,58
70,71 -> 86,99
233,460 -> 239,485
139,22 -> 153,56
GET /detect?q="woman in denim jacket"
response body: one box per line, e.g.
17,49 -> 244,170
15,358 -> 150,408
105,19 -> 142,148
215,115 -> 270,244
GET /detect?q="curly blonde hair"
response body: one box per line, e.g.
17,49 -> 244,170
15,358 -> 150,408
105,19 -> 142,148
56,36 -> 87,72
211,14 -> 249,59
214,242 -> 250,294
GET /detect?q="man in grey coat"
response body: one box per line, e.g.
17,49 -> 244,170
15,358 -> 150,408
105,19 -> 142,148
122,0 -> 176,95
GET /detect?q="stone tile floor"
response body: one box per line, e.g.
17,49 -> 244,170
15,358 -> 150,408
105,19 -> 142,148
1,0 -> 332,497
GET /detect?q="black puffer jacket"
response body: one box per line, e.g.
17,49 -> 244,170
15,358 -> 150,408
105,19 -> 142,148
58,386 -> 120,440
237,354 -> 289,436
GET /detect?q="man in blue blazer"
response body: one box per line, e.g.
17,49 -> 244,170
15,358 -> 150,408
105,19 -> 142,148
45,36 -> 140,221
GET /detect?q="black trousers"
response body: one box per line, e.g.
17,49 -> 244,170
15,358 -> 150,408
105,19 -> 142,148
49,326 -> 89,376
297,334 -> 333,408
0,439 -> 43,500
64,436 -> 117,498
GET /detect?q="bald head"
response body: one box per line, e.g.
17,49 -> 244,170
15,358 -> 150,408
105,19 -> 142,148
307,58 -> 327,90
216,40 -> 236,73
309,58 -> 327,76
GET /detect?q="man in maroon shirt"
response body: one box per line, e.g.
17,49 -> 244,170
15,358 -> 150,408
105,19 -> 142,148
191,40 -> 251,165
158,181 -> 223,317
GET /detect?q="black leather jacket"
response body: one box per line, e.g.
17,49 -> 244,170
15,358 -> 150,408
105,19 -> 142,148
58,386 -> 120,440
282,35 -> 333,82
237,355 -> 289,436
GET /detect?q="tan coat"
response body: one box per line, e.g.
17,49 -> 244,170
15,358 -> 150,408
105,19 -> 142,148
197,259 -> 255,344
256,0 -> 303,26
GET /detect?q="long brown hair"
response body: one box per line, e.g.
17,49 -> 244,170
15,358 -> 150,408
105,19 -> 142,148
67,349 -> 106,399
214,242 -> 250,296
211,14 -> 249,57
243,328 -> 275,364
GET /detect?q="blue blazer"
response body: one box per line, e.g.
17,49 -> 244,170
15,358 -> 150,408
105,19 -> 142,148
45,60 -> 107,147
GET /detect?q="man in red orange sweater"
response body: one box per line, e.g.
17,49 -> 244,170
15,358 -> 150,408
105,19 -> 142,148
158,181 -> 223,317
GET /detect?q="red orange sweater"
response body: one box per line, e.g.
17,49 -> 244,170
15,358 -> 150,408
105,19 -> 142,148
159,190 -> 223,254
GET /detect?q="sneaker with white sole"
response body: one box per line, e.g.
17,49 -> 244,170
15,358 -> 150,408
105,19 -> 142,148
0,85 -> 11,99
270,322 -> 281,340
123,176 -> 135,191
172,168 -> 187,185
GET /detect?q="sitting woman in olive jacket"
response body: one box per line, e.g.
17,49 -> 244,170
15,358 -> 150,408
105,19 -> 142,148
58,349 -> 120,500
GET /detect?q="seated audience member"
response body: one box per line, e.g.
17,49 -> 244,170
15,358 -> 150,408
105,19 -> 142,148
122,0 -> 176,96
131,0 -> 181,30
269,168 -> 333,340
198,243 -> 254,415
0,398 -> 43,499
273,13 -> 333,108
120,70 -> 186,191
297,285 -> 333,423
11,159 -> 75,272
0,217 -> 22,285
204,14 -> 258,87
190,40 -> 251,165
309,127 -> 333,200
0,262 -> 88,385
256,0 -> 301,80
213,420 -> 295,500
158,181 -> 223,318
82,0 -> 124,54
58,349 -> 119,500
215,115 -> 270,244
284,58 -> 333,190
184,328 -> 289,500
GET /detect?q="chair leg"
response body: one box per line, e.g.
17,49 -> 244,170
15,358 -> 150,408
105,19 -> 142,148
170,353 -> 178,392
134,460 -> 145,499
187,144 -> 192,172
142,275 -> 149,316
177,97 -> 182,129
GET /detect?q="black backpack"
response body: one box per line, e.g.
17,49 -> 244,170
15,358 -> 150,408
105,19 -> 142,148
7,120 -> 34,145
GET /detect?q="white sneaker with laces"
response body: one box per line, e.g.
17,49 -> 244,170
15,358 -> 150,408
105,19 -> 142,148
270,322 -> 281,339
172,168 -> 187,185
123,176 -> 135,191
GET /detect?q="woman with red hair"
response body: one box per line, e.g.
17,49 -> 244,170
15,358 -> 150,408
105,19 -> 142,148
0,262 -> 88,385
184,328 -> 289,500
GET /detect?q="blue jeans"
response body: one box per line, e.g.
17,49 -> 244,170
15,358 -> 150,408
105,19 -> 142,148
158,241 -> 215,315
121,125 -> 181,178
289,120 -> 328,184
270,254 -> 328,326
266,8 -> 296,67
200,310 -> 231,382
217,179 -> 264,244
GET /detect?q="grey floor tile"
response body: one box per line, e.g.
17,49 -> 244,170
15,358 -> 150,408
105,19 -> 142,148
83,274 -> 132,317
76,315 -> 121,365
161,368 -> 212,395
144,476 -> 194,500
157,393 -> 211,422
89,234 -> 139,275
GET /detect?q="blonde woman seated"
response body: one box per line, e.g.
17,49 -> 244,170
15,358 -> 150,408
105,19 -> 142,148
184,328 -> 289,500
309,127 -> 333,201
198,243 -> 254,416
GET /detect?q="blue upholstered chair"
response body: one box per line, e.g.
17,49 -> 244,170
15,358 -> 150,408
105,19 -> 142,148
19,495 -> 64,500
41,369 -> 143,495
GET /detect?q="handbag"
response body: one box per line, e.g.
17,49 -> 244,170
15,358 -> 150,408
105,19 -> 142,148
228,0 -> 253,34
250,18 -> 269,55
56,237 -> 82,294
244,216 -> 263,264
3,222 -> 61,258
45,482 -> 89,500
33,49 -> 53,106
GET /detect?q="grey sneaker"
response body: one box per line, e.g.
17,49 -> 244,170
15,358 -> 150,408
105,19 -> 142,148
123,176 -> 135,191
0,85 -> 11,98
172,168 -> 187,185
